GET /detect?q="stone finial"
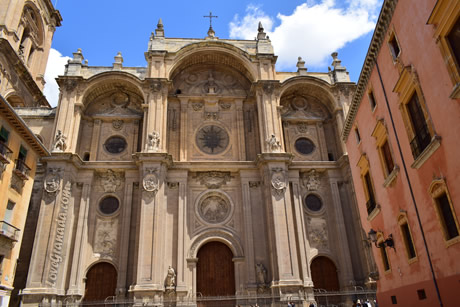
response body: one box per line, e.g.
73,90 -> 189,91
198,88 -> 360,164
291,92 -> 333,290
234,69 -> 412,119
113,52 -> 123,69
70,48 -> 84,64
331,52 -> 342,68
296,56 -> 307,75
257,21 -> 267,40
155,18 -> 165,37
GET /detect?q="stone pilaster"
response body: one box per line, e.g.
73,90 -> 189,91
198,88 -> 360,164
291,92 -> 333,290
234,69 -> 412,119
144,79 -> 169,152
23,159 -> 77,299
67,178 -> 93,296
257,153 -> 303,297
289,171 -> 314,288
255,81 -> 283,153
329,178 -> 354,288
131,153 -> 172,303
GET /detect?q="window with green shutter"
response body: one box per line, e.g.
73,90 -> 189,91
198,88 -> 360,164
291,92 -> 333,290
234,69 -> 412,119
0,126 -> 9,143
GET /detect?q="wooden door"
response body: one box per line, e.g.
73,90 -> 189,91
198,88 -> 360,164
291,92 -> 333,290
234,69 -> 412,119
83,262 -> 117,303
310,256 -> 339,291
197,241 -> 235,297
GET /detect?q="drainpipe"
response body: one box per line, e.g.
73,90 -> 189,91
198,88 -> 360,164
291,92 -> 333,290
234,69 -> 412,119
375,61 -> 443,307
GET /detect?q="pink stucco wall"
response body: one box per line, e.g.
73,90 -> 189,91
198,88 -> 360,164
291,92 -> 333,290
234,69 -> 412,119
345,0 -> 460,305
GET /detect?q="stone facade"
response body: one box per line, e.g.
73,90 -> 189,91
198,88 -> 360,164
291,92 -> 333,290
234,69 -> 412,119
19,21 -> 373,306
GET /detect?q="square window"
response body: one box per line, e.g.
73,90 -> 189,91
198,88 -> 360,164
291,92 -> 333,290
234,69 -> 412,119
436,193 -> 459,240
0,126 -> 9,143
391,295 -> 397,304
368,90 -> 377,111
417,289 -> 427,300
355,127 -> 361,144
401,222 -> 416,259
389,33 -> 401,60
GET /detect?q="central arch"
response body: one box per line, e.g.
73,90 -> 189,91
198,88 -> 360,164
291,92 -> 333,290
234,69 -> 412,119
197,241 -> 235,297
83,262 -> 117,303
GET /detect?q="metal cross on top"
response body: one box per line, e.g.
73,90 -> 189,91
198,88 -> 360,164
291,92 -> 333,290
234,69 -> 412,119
203,11 -> 218,28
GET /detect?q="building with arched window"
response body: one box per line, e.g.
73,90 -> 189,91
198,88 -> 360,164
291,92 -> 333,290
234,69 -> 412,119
0,1 -> 61,306
14,18 -> 374,307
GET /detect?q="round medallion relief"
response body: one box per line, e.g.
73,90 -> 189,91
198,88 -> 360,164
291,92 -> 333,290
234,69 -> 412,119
199,193 -> 231,224
196,125 -> 229,155
295,137 -> 315,155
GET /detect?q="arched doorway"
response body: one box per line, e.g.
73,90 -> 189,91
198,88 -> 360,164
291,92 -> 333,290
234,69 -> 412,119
83,262 -> 117,303
310,256 -> 339,291
197,241 -> 235,297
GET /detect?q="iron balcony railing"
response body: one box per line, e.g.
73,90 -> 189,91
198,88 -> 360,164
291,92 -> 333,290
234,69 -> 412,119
14,159 -> 31,180
409,129 -> 431,158
0,141 -> 12,164
0,221 -> 20,242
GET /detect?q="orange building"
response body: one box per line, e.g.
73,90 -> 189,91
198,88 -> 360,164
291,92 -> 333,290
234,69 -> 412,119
343,0 -> 460,306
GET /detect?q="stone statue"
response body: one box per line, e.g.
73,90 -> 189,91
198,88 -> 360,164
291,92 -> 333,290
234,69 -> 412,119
53,130 -> 67,152
267,134 -> 281,152
145,131 -> 160,152
165,266 -> 176,289
256,263 -> 267,285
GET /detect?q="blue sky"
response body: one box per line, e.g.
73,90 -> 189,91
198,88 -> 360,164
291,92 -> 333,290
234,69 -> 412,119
44,0 -> 383,106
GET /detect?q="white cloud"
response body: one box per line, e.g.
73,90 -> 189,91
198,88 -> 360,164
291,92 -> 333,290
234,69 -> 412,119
43,48 -> 70,107
229,0 -> 381,70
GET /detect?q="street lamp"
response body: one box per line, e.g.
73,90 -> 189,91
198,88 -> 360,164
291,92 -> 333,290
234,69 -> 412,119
367,228 -> 395,250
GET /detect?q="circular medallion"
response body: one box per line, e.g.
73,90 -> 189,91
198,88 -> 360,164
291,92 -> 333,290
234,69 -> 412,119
304,194 -> 323,212
111,92 -> 129,107
199,193 -> 230,224
196,125 -> 229,155
99,196 -> 119,215
295,137 -> 315,155
104,136 -> 127,154
44,173 -> 60,193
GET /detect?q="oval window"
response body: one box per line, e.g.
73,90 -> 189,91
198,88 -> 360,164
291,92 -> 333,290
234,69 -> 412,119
104,136 -> 127,154
295,138 -> 315,155
305,194 -> 322,212
99,196 -> 119,215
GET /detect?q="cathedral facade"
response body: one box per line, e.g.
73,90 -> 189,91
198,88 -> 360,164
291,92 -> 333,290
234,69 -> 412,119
19,21 -> 374,306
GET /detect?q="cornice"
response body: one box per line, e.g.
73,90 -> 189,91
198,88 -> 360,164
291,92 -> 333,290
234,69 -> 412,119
342,0 -> 398,141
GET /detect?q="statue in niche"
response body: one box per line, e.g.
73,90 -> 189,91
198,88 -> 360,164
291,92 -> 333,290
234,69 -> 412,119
102,169 -> 121,193
53,130 -> 67,152
256,263 -> 269,292
204,72 -> 218,94
303,169 -> 321,191
145,131 -> 160,152
165,266 -> 176,294
267,134 -> 281,152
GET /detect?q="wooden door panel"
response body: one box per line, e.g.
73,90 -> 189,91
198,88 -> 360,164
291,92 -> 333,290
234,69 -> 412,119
197,241 -> 235,297
310,256 -> 339,291
84,262 -> 117,303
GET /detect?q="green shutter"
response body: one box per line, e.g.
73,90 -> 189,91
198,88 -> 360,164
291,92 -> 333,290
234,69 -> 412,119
0,126 -> 9,143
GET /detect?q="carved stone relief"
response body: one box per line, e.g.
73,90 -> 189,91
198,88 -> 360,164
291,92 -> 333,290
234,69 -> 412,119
164,266 -> 176,294
44,168 -> 61,194
173,69 -> 249,96
266,134 -> 281,152
98,169 -> 123,193
52,130 -> 67,152
192,102 -> 203,111
219,101 -> 231,110
249,181 -> 260,188
308,217 -> 328,250
195,171 -> 231,189
85,91 -> 143,117
143,168 -> 159,197
301,169 -> 321,191
256,263 -> 269,293
198,192 -> 231,224
94,218 -> 118,259
280,95 -> 328,121
145,131 -> 160,152
112,119 -> 124,130
204,112 -> 219,121
271,168 -> 287,196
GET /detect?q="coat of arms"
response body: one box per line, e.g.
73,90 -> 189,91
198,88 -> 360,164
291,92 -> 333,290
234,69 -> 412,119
271,167 -> 287,196
143,168 -> 159,196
